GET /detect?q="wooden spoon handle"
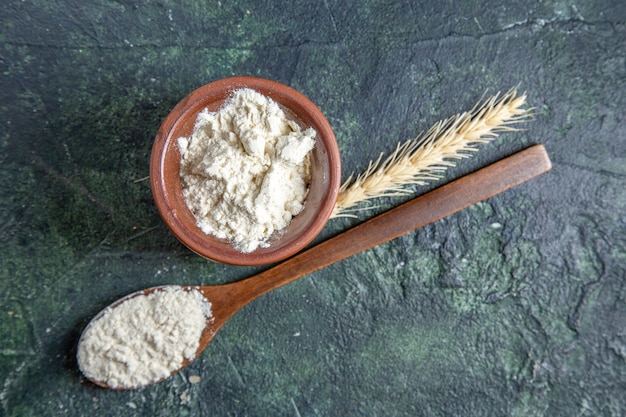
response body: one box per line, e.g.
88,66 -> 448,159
229,144 -> 551,305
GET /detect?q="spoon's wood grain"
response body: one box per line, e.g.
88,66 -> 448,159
199,144 -> 551,343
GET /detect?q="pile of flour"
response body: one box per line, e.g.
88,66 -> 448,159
77,287 -> 212,389
177,88 -> 316,252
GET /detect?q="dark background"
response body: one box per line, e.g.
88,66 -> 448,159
1,1 -> 625,415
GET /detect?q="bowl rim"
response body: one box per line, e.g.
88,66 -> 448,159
150,76 -> 341,265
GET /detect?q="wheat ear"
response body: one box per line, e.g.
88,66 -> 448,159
331,88 -> 532,218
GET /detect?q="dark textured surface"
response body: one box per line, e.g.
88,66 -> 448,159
1,1 -> 625,416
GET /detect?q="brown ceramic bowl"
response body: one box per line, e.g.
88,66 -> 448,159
150,76 -> 341,266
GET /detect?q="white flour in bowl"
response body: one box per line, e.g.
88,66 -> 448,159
177,88 -> 316,253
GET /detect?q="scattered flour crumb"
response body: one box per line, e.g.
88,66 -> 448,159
77,287 -> 212,389
177,88 -> 316,253
188,375 -> 201,384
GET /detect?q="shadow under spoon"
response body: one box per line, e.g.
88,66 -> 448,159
77,144 -> 551,390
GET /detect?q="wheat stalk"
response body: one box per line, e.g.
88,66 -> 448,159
331,88 -> 532,218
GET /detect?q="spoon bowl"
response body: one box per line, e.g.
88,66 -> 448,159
78,145 -> 551,390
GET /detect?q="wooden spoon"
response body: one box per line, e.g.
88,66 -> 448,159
78,144 -> 551,389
